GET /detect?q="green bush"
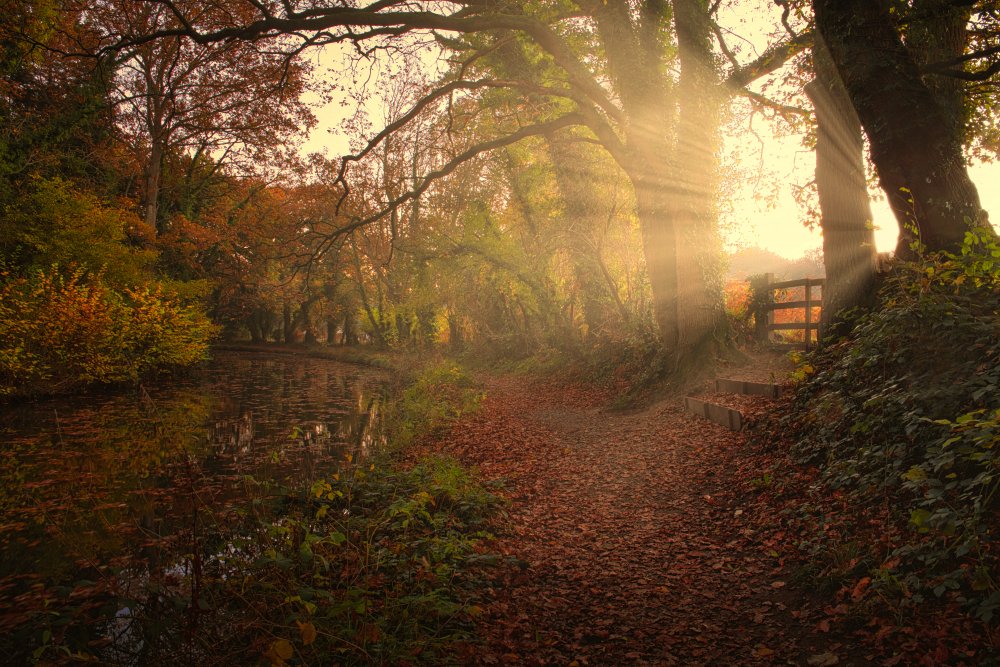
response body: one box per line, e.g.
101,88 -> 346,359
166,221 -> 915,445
784,230 -> 1000,617
390,361 -> 485,447
0,267 -> 216,395
229,455 -> 502,666
0,176 -> 157,288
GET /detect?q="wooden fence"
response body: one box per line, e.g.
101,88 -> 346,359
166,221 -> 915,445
750,273 -> 825,351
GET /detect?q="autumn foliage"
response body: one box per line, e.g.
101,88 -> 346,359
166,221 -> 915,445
0,267 -> 215,395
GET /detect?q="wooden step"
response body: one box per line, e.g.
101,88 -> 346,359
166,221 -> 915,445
714,378 -> 786,399
683,396 -> 744,431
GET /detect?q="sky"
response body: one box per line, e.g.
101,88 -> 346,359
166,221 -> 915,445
722,126 -> 1000,259
297,6 -> 1000,262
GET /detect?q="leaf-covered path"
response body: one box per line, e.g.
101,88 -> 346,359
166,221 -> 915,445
424,375 -> 844,666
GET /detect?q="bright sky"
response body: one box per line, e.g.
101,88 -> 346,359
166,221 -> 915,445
298,8 -> 1000,262
722,126 -> 1000,259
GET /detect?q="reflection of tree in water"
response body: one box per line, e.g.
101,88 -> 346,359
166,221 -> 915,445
0,353 -> 389,662
210,408 -> 255,460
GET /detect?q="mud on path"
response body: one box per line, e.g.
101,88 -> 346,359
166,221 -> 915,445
423,375 -> 847,666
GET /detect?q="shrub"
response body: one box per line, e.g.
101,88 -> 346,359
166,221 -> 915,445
782,230 -> 1000,617
390,361 -> 485,447
0,267 -> 216,395
0,176 -> 157,288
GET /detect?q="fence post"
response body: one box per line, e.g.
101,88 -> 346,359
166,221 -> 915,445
750,272 -> 774,343
804,278 -> 812,352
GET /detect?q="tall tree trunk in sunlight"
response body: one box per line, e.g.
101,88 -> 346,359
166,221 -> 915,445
595,0 -> 724,365
813,0 -> 992,257
593,0 -> 681,356
672,0 -> 725,360
805,38 -> 878,332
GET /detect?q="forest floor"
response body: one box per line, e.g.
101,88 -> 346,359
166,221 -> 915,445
415,371 -> 878,667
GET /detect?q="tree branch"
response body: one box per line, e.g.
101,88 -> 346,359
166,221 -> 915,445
724,30 -> 813,89
313,112 -> 586,259
921,44 -> 1000,81
117,3 -> 624,123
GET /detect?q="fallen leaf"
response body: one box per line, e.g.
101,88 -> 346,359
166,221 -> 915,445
266,639 -> 293,666
296,620 -> 317,646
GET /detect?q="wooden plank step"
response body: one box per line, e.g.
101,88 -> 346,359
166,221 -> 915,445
683,396 -> 744,431
714,378 -> 787,399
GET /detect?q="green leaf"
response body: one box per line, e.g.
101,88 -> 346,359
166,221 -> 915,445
910,508 -> 932,532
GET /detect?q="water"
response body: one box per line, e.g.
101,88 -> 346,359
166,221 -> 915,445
0,351 -> 389,661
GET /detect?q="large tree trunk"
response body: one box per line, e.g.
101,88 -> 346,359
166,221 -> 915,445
813,0 -> 992,256
906,0 -> 969,148
805,37 -> 878,332
672,0 -> 724,359
595,2 -> 683,358
632,163 -> 681,355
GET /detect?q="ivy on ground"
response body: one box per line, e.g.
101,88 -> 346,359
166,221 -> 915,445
773,230 -> 1000,621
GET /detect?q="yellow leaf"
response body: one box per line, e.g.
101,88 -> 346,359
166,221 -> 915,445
297,620 -> 318,646
268,638 -> 294,664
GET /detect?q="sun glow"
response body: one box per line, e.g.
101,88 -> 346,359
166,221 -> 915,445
300,8 -> 1000,265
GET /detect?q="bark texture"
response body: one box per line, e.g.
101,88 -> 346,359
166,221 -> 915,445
594,0 -> 724,364
814,0 -> 991,256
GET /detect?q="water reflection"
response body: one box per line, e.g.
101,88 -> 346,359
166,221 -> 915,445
0,352 -> 387,662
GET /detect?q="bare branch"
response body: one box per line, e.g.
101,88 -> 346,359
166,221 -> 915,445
334,76 -> 593,212
112,4 -> 624,122
922,44 -> 1000,81
741,88 -> 811,121
314,112 -> 586,259
725,30 -> 813,89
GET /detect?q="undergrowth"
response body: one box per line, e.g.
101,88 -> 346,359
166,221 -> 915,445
2,358 -> 501,666
775,230 -> 1000,622
0,266 -> 216,396
386,360 -> 485,449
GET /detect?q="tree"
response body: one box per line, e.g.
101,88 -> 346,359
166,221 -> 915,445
93,0 -> 315,233
108,0 -> 807,367
804,36 -> 877,330
813,0 -> 994,256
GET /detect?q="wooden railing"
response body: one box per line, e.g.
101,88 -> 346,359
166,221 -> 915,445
750,273 -> 825,351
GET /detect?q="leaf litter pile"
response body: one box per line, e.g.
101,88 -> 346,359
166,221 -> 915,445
418,374 -> 989,666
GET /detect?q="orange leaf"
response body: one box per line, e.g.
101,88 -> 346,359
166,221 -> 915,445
297,620 -> 317,646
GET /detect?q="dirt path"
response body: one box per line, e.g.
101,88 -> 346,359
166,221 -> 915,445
428,375 -> 848,666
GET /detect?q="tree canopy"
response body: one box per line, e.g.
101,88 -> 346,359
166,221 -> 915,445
1,0 -> 999,374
